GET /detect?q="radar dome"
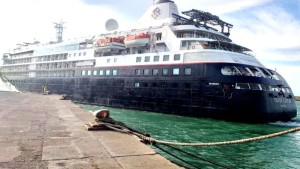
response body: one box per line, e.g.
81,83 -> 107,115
105,19 -> 119,31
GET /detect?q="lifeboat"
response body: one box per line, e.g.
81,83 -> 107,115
124,33 -> 150,48
97,37 -> 124,47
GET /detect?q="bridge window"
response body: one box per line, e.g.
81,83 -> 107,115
81,70 -> 86,76
221,66 -> 241,76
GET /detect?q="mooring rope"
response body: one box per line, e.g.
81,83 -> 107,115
103,123 -> 300,147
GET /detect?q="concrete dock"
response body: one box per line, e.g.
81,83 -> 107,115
0,92 -> 180,169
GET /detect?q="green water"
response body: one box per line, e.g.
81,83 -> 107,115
80,102 -> 300,169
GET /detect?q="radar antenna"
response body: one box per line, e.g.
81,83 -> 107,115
53,21 -> 66,43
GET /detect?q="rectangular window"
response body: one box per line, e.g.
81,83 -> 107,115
107,59 -> 111,63
74,53 -> 76,57
93,70 -> 97,76
184,68 -> 192,75
136,57 -> 142,63
134,82 -> 140,88
81,70 -> 86,76
173,68 -> 180,75
154,55 -> 159,62
174,54 -> 181,61
144,69 -> 150,75
114,58 -> 118,62
87,70 -> 92,76
163,68 -> 168,75
112,70 -> 118,76
99,70 -> 104,76
83,52 -> 86,56
79,53 -> 81,56
105,70 -> 110,76
152,69 -> 159,75
144,56 -> 150,62
163,55 -> 169,61
135,69 -> 141,76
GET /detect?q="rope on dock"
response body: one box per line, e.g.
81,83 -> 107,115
103,123 -> 300,147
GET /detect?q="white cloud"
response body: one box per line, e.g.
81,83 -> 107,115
229,4 -> 300,62
176,0 -> 272,15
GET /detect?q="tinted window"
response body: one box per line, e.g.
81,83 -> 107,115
145,56 -> 150,62
184,68 -> 191,75
136,57 -> 142,63
174,54 -> 180,61
163,55 -> 169,61
135,69 -> 141,76
153,69 -> 159,75
163,68 -> 168,75
154,55 -> 159,62
144,69 -> 150,75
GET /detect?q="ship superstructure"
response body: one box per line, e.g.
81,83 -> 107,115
1,0 -> 297,122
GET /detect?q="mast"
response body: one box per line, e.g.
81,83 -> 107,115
53,21 -> 66,43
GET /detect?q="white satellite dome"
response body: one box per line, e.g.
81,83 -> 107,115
105,19 -> 119,31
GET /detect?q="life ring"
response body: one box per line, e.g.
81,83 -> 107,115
192,46 -> 195,49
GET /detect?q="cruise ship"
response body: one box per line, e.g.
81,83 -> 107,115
0,0 -> 297,122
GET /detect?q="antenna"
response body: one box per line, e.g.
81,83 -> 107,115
53,21 -> 66,43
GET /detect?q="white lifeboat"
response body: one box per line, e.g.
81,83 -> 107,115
124,33 -> 150,48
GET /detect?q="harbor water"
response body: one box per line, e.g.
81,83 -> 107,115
81,102 -> 300,168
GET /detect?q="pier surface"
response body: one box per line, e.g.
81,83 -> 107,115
0,92 -> 180,169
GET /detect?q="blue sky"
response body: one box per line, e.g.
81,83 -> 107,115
0,0 -> 299,95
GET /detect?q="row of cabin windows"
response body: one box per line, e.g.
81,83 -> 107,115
135,68 -> 191,76
107,58 -> 118,63
82,70 -> 118,76
136,54 -> 181,63
134,82 -> 192,89
69,52 -> 87,57
81,68 -> 192,77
